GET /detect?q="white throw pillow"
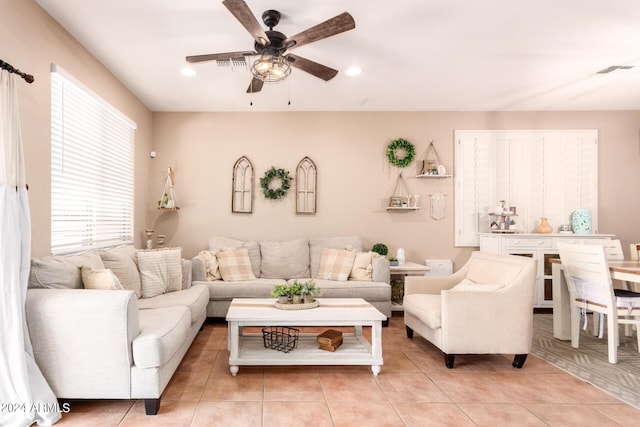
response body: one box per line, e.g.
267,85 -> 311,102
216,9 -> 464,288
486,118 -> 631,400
217,248 -> 256,282
349,250 -> 377,281
451,278 -> 505,292
137,248 -> 183,298
317,248 -> 357,281
81,266 -> 123,290
199,250 -> 222,281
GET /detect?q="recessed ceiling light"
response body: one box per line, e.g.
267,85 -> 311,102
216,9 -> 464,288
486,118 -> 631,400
180,67 -> 196,77
345,66 -> 362,76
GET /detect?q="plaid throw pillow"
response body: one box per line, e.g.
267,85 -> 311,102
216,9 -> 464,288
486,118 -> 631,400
217,248 -> 256,282
317,248 -> 357,281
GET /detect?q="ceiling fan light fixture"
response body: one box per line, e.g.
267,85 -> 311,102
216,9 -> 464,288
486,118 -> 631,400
251,55 -> 291,83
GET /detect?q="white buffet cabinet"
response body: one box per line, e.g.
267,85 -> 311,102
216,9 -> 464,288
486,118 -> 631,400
478,233 -> 614,308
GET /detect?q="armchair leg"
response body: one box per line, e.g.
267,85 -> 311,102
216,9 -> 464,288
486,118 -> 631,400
444,354 -> 455,369
512,354 -> 528,369
144,398 -> 161,415
405,326 -> 413,338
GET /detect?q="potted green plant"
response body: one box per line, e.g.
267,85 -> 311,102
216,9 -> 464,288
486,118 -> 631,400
271,284 -> 290,304
301,280 -> 322,304
287,281 -> 304,304
371,243 -> 388,256
389,257 -> 399,266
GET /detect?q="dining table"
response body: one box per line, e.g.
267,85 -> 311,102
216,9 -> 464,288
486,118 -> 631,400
551,258 -> 640,340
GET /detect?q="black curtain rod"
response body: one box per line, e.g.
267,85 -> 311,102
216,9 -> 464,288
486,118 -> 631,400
0,59 -> 34,83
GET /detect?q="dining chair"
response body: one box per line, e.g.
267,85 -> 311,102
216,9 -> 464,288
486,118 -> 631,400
557,243 -> 640,364
629,243 -> 640,261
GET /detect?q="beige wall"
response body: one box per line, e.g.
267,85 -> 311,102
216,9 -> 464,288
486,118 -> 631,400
1,0 -> 153,256
151,111 -> 640,267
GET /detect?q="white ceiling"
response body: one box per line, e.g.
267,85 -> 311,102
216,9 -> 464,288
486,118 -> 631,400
36,0 -> 640,112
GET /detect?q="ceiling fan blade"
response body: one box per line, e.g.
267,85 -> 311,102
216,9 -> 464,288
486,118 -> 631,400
222,0 -> 270,46
286,54 -> 338,81
285,12 -> 355,50
246,77 -> 264,93
186,51 -> 256,63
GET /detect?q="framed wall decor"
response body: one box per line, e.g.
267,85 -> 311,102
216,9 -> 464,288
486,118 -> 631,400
296,157 -> 317,214
231,156 -> 254,213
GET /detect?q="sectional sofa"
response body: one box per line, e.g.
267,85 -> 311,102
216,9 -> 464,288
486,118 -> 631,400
191,236 -> 392,321
25,246 -> 208,415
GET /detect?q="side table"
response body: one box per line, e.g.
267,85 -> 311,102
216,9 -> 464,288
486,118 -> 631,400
390,262 -> 430,310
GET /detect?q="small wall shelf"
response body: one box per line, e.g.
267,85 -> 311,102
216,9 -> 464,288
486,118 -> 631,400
415,174 -> 452,179
158,207 -> 180,212
387,207 -> 421,211
157,167 -> 179,211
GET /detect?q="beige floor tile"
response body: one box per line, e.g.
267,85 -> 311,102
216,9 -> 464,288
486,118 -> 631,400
119,400 -> 198,427
264,372 -> 325,401
201,372 -> 264,401
379,350 -> 420,372
458,403 -> 548,426
427,372 -> 515,403
393,402 -> 476,427
375,372 -> 451,403
319,372 -> 387,402
191,401 -> 262,427
263,401 -> 333,427
404,349 -> 474,373
54,400 -> 132,426
163,368 -> 212,402
524,403 -> 621,426
328,401 -> 405,427
590,403 -> 640,426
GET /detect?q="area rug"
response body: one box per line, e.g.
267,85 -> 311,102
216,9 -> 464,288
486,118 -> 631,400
532,313 -> 640,409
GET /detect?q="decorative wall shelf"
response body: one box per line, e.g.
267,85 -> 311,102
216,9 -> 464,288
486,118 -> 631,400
415,174 -> 452,179
157,167 -> 179,211
386,207 -> 421,211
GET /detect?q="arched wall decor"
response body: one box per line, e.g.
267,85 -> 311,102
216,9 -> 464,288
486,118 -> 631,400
296,157 -> 317,214
231,156 -> 254,213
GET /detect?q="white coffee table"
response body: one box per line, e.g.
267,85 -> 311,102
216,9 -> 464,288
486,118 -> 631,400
226,298 -> 385,376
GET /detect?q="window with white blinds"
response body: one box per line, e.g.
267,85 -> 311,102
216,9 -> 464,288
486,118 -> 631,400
454,130 -> 598,247
50,65 -> 136,254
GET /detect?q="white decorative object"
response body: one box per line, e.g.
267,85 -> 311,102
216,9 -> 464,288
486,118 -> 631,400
158,167 -> 179,210
430,191 -> 447,220
437,165 -> 446,176
397,248 -> 406,265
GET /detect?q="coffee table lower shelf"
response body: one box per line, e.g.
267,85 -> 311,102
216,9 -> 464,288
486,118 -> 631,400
229,333 -> 382,376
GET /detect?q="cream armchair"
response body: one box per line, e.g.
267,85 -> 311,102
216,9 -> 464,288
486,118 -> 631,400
403,252 -> 537,369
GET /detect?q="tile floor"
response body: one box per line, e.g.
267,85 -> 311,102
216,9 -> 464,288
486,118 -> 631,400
54,314 -> 640,426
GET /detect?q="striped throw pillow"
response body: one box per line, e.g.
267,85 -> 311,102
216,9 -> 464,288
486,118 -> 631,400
317,248 -> 357,281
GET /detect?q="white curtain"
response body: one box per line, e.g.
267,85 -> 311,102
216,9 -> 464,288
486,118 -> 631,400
0,70 -> 60,426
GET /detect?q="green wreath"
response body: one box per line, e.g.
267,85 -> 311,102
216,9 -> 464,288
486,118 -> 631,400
386,138 -> 415,168
260,166 -> 292,200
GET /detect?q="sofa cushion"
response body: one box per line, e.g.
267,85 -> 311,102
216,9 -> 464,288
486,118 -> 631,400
350,251 -> 377,281
201,278 -> 285,300
309,236 -> 363,278
259,238 -> 310,279
99,245 -> 142,297
317,248 -> 356,281
28,251 -> 105,289
137,248 -> 183,298
209,236 -> 261,277
217,248 -> 256,281
137,284 -> 209,325
199,250 -> 222,281
133,306 -> 191,369
81,266 -> 123,290
403,294 -> 442,329
302,278 -> 391,301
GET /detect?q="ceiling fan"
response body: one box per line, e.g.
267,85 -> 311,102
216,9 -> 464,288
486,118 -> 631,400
186,0 -> 356,93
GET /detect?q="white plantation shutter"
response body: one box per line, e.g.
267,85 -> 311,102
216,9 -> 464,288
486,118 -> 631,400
455,130 -> 597,247
50,65 -> 136,254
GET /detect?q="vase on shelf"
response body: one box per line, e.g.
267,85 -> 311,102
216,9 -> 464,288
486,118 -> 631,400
571,209 -> 592,234
536,217 -> 552,234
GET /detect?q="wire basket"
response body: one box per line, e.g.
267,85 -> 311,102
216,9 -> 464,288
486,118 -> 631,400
262,326 -> 299,353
